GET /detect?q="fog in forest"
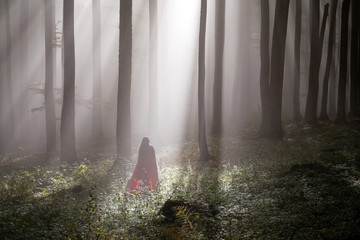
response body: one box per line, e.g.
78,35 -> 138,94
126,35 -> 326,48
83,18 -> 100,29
0,0 -> 343,154
2,0 -> 360,239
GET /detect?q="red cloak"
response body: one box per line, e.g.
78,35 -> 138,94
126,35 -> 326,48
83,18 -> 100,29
126,144 -> 159,192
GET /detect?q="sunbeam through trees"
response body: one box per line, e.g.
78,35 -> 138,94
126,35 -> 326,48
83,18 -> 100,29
1,0 -> 360,239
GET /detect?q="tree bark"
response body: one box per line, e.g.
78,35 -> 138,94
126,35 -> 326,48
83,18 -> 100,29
259,0 -> 290,138
267,0 -> 291,137
319,0 -> 338,121
198,0 -> 209,162
92,0 -> 104,144
349,0 -> 360,117
148,0 -> 158,138
328,41 -> 338,117
335,0 -> 350,123
319,4 -> 329,50
259,0 -> 270,133
293,0 -> 302,122
211,0 -> 225,136
117,0 -> 132,160
304,0 -> 321,124
61,0 -> 77,163
45,0 -> 57,155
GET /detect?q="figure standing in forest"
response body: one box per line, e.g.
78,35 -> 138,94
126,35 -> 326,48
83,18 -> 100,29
126,137 -> 159,193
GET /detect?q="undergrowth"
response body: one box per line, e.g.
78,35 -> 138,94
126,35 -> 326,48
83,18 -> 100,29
0,122 -> 360,239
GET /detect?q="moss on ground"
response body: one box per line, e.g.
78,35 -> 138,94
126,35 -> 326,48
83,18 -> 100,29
0,122 -> 360,239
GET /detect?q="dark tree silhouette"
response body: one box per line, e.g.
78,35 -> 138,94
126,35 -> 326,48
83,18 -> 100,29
61,0 -> 77,163
349,0 -> 360,117
117,0 -> 132,160
267,0 -> 291,137
44,0 -> 57,155
319,0 -> 338,121
304,0 -> 320,124
335,0 -> 350,123
148,0 -> 158,137
304,0 -> 328,124
328,42 -> 338,117
211,0 -> 225,136
293,0 -> 302,122
92,0 -> 104,144
259,0 -> 290,138
319,5 -> 329,52
259,0 -> 270,133
198,0 -> 209,162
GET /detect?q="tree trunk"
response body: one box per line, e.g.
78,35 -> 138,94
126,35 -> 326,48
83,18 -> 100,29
211,0 -> 225,136
116,0 -> 132,160
319,0 -> 338,121
319,5 -> 329,50
148,0 -> 158,138
328,41 -> 338,117
232,0 -> 249,127
92,0 -> 104,144
0,0 -> 4,153
61,0 -> 77,163
198,0 -> 209,162
20,0 -> 30,143
304,0 -> 321,124
4,0 -> 15,150
349,0 -> 360,117
293,0 -> 302,122
259,0 -> 270,133
335,0 -> 350,123
45,0 -> 57,156
267,0 -> 290,137
259,0 -> 290,138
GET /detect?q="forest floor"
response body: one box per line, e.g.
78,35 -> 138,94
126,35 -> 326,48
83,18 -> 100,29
0,121 -> 360,239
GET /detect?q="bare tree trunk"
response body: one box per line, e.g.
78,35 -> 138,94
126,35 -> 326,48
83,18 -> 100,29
61,0 -> 77,163
148,0 -> 158,138
319,0 -> 338,121
232,0 -> 249,127
211,0 -> 225,136
92,0 -> 104,144
198,0 -> 209,162
0,0 -> 5,153
267,0 -> 290,137
349,0 -> 360,117
329,41 -> 338,117
4,0 -> 15,150
259,0 -> 290,138
45,0 -> 57,156
116,0 -> 132,160
335,0 -> 350,123
319,5 -> 329,50
293,0 -> 302,122
259,0 -> 270,133
20,0 -> 30,143
304,0 -> 320,124
304,1 -> 329,124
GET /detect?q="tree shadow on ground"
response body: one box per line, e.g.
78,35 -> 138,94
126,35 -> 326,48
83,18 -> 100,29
156,137 -> 224,239
272,162 -> 360,239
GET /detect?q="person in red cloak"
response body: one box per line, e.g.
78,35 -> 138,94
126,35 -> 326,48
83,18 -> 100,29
126,137 -> 159,193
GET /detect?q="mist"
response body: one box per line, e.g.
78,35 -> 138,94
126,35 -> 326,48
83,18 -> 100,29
1,0 -> 360,239
0,0 -> 343,152
0,0 -> 338,152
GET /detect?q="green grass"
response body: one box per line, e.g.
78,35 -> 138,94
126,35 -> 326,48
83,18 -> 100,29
1,122 -> 360,239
